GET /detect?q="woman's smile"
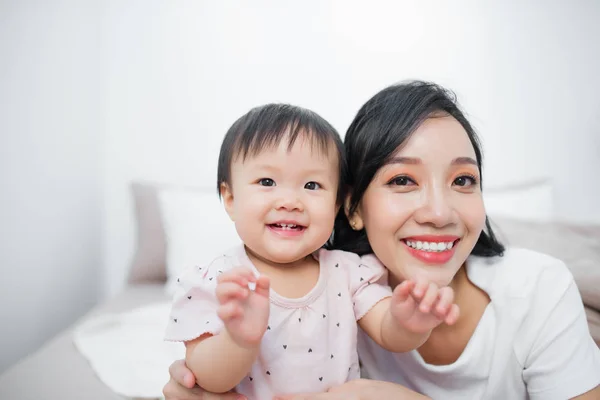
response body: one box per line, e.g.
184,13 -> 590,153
401,235 -> 461,265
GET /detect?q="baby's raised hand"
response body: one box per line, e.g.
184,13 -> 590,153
215,267 -> 270,348
389,280 -> 460,334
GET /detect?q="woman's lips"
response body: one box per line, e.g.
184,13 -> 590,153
401,236 -> 460,265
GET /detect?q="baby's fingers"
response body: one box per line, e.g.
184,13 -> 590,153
217,267 -> 256,287
444,304 -> 460,326
216,281 -> 249,304
217,301 -> 243,322
433,286 -> 454,316
392,280 -> 415,304
412,280 -> 429,300
418,282 -> 439,313
254,275 -> 271,297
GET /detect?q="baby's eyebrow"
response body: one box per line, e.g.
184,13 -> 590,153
302,167 -> 332,175
251,163 -> 279,171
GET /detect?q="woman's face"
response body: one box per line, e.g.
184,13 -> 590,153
352,116 -> 486,286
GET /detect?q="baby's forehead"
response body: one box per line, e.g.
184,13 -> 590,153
228,142 -> 336,183
233,131 -> 340,164
238,143 -> 338,170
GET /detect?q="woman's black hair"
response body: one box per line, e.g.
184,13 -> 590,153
217,103 -> 346,205
328,80 -> 504,258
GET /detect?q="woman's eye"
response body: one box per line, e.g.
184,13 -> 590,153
453,175 -> 477,187
388,176 -> 415,186
304,181 -> 321,190
258,178 -> 275,187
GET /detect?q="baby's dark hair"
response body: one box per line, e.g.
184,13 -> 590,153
217,103 -> 346,205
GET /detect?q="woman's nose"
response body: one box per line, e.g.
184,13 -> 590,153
413,186 -> 455,228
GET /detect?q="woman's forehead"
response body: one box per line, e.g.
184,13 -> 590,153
392,116 -> 477,162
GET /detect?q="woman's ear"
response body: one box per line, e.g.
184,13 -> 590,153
219,182 -> 235,222
344,193 -> 364,231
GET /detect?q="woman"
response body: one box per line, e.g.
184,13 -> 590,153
163,81 -> 600,399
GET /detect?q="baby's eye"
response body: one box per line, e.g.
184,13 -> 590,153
388,176 -> 416,186
453,175 -> 477,187
258,178 -> 275,187
304,181 -> 321,190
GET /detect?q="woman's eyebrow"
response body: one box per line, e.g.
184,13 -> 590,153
451,157 -> 478,166
385,156 -> 421,165
384,156 -> 477,166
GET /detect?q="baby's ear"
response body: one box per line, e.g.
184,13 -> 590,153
219,182 -> 235,222
344,193 -> 364,231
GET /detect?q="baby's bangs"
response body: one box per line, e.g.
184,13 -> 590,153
234,116 -> 336,161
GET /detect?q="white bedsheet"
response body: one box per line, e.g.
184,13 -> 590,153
73,302 -> 185,399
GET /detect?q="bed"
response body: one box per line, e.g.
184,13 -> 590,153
1,182 -> 598,400
0,284 -> 168,400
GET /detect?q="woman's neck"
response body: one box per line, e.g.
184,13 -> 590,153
449,264 -> 472,304
417,263 -> 491,365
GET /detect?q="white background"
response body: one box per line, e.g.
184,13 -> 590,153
1,0 -> 599,373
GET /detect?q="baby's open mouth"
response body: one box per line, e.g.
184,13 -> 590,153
268,223 -> 305,231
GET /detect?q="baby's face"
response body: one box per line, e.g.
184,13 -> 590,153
221,136 -> 339,267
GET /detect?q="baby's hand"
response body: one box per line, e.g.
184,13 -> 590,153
215,267 -> 270,348
389,280 -> 459,334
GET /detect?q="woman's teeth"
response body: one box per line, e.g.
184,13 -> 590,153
405,240 -> 454,252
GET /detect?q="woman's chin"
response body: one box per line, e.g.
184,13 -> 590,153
399,262 -> 460,287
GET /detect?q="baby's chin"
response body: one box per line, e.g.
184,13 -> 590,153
261,250 -> 315,265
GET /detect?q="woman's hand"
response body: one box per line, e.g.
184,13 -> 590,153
273,379 -> 430,400
163,359 -> 246,400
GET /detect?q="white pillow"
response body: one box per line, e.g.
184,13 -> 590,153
483,180 -> 554,222
157,186 -> 242,296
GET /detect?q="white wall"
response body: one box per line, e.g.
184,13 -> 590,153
482,1 -> 600,222
0,0 -> 104,372
102,0 -> 600,299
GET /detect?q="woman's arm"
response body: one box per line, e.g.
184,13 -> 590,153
572,386 -> 600,399
273,379 -> 431,400
163,359 -> 247,400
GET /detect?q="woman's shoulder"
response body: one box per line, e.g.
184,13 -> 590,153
489,246 -> 570,273
468,247 -> 574,301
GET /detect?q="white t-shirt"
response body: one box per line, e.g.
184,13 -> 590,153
358,248 -> 600,399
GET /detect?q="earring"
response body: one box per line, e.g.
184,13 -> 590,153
351,220 -> 357,230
